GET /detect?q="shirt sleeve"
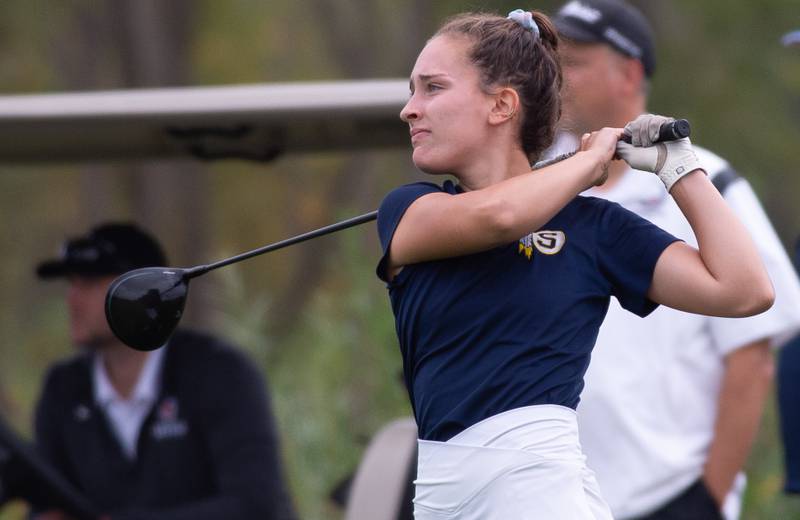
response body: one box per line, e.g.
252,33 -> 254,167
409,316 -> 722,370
375,182 -> 443,284
596,200 -> 681,317
707,179 -> 800,354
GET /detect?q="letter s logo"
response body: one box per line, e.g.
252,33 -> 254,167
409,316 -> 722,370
533,231 -> 566,255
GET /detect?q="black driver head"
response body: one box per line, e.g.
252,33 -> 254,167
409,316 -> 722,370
105,267 -> 189,351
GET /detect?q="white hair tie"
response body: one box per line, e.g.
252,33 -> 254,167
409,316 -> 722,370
507,9 -> 540,41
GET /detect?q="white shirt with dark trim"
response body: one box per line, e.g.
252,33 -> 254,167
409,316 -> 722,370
576,146 -> 800,519
93,346 -> 166,460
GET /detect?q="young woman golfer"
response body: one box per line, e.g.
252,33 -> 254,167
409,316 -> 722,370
376,9 -> 773,519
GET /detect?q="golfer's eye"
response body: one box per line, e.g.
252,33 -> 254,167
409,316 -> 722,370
426,83 -> 442,93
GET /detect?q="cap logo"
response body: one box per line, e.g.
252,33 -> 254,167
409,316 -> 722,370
560,1 -> 602,24
603,27 -> 642,58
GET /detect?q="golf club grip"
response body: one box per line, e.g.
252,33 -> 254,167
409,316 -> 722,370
620,118 -> 691,144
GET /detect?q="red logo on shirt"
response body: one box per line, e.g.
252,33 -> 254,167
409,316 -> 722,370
158,397 -> 178,421
151,396 -> 188,441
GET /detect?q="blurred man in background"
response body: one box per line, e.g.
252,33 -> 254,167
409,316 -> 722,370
549,1 -> 800,519
30,222 -> 296,520
778,238 -> 800,496
777,28 -> 800,496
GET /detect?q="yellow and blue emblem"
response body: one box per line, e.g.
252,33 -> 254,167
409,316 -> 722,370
518,230 -> 566,260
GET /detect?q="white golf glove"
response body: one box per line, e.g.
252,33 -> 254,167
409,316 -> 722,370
616,114 -> 705,192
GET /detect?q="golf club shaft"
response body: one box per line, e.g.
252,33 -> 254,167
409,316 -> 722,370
185,210 -> 378,278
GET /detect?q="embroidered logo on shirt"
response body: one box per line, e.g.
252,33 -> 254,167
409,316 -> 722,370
151,396 -> 189,440
518,230 -> 567,260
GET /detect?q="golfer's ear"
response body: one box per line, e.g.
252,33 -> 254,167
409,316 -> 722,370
489,87 -> 520,126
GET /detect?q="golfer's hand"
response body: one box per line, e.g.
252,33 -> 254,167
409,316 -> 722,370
580,127 -> 624,187
616,114 -> 704,192
623,113 -> 674,146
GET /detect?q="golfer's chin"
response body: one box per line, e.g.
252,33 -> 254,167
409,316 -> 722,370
412,149 -> 454,176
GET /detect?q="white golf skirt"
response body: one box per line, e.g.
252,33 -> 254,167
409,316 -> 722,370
413,405 -> 613,520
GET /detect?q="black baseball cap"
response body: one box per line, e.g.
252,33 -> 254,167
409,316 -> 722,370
553,0 -> 656,77
36,222 -> 167,279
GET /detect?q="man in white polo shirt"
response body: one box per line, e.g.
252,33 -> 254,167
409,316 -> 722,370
549,1 -> 800,519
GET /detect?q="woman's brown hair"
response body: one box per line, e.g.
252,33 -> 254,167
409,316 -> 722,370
434,11 -> 562,162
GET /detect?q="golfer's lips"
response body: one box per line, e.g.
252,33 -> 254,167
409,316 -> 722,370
410,127 -> 431,145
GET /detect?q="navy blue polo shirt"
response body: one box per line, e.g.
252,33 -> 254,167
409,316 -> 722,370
376,180 -> 680,442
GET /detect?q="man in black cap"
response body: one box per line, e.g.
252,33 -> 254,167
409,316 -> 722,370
547,1 -> 800,520
27,222 -> 296,520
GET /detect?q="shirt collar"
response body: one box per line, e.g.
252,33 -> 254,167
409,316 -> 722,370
93,346 -> 166,406
584,166 -> 667,207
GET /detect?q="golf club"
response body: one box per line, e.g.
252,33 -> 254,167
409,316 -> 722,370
105,210 -> 377,351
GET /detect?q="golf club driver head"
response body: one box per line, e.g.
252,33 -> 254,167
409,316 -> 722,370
105,267 -> 189,351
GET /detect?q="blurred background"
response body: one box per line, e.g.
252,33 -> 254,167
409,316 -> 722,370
0,0 -> 799,518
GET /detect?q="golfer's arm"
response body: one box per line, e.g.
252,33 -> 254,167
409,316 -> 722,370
390,150 -> 603,267
703,339 -> 774,506
648,171 -> 774,317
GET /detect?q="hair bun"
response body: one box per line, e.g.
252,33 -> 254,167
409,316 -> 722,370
507,9 -> 540,41
531,11 -> 559,52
